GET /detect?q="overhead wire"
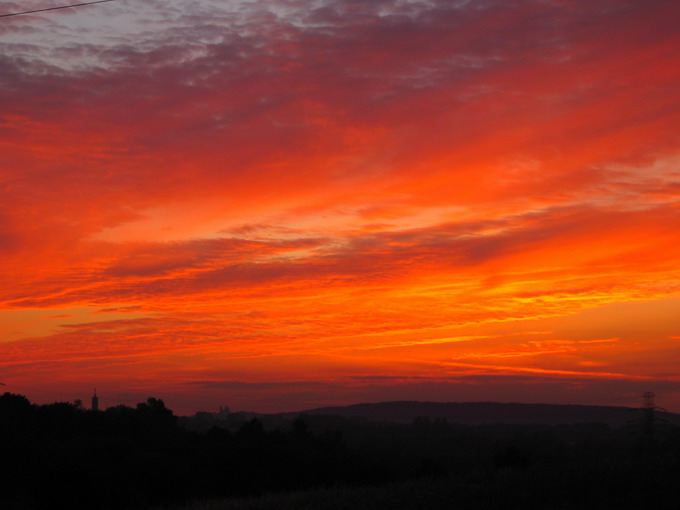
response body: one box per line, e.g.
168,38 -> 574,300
0,0 -> 120,19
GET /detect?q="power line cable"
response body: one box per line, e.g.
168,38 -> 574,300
0,0 -> 120,19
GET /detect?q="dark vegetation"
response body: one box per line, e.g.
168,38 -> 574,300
1,392 -> 679,510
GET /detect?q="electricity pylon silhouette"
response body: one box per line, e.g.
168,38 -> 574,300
641,391 -> 665,436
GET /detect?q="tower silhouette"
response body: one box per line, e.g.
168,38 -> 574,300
91,389 -> 99,412
641,391 -> 665,435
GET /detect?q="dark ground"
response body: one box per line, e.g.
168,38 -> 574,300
1,392 -> 678,510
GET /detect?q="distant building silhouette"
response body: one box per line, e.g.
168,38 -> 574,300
91,389 -> 99,411
217,405 -> 231,418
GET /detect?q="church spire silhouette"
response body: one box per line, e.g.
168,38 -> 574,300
91,388 -> 99,411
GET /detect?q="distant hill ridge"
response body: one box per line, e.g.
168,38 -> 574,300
285,401 -> 680,426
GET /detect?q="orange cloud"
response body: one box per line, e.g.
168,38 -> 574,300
1,0 -> 680,413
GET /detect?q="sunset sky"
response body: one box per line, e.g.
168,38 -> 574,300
1,0 -> 679,415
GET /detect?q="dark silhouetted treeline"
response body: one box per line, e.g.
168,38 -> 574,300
1,393 -> 679,510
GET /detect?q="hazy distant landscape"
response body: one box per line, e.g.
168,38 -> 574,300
3,392 -> 679,510
285,400 -> 680,426
180,399 -> 680,432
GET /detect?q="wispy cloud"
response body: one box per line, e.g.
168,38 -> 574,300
1,0 -> 680,411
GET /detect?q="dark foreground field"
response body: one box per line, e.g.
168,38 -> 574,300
2,393 -> 679,510
158,467 -> 677,510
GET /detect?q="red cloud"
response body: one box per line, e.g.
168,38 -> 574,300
2,0 -> 680,411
